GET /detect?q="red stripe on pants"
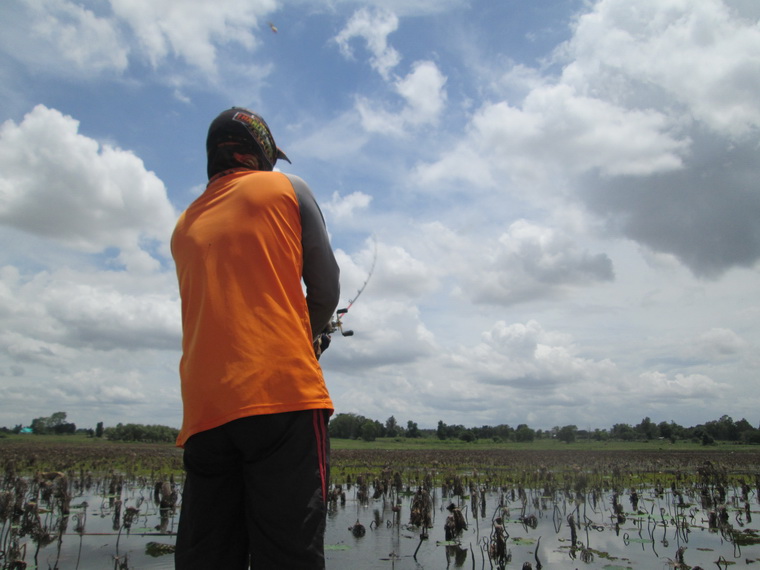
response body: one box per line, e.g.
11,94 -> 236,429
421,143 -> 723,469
312,410 -> 328,503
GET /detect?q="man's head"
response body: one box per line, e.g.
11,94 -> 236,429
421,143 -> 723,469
206,108 -> 290,178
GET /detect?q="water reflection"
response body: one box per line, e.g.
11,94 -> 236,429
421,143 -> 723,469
4,472 -> 758,569
325,482 -> 760,569
1,473 -> 178,570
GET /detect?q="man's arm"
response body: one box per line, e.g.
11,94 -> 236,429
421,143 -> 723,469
286,174 -> 340,339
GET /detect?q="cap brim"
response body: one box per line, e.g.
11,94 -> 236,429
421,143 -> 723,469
276,147 -> 291,164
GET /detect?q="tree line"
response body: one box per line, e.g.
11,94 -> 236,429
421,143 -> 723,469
5,411 -> 760,446
2,411 -> 178,444
329,413 -> 760,445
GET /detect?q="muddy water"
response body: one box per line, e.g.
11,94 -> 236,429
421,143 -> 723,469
325,485 -> 760,569
10,482 -> 759,569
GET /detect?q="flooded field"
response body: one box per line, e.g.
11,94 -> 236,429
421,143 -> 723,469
325,478 -> 760,569
1,442 -> 759,569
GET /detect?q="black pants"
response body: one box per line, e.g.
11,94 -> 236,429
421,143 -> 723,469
175,410 -> 330,569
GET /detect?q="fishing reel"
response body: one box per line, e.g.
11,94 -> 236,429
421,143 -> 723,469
327,308 -> 354,337
314,309 -> 353,360
317,236 -> 376,357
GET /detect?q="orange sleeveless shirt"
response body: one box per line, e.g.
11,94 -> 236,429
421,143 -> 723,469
171,171 -> 335,447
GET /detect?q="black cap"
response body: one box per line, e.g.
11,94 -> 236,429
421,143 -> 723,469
206,107 -> 290,171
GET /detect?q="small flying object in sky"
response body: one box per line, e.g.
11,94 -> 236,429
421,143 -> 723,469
268,22 -> 278,33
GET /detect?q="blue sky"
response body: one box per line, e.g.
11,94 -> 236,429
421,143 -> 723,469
1,0 -> 759,434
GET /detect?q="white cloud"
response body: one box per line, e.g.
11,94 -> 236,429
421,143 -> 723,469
357,60 -> 448,135
324,299 -> 437,370
325,191 -> 373,220
461,319 -> 617,387
563,0 -> 760,138
1,0 -> 759,435
635,370 -> 726,402
110,0 -> 277,72
335,239 -> 434,305
42,278 -> 180,351
414,0 -> 760,278
0,104 -> 181,428
394,61 -> 448,126
417,84 -> 689,190
0,105 -> 176,273
688,327 -> 748,361
313,0 -> 468,17
1,0 -> 279,78
334,7 -> 402,80
0,264 -> 179,353
0,0 -> 129,75
455,220 -> 613,305
557,0 -> 760,275
50,368 -> 149,405
288,111 -> 370,161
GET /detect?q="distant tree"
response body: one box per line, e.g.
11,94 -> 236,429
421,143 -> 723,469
437,420 -> 447,440
103,423 -> 178,443
360,420 -> 378,442
611,423 -> 635,441
30,418 -> 45,434
450,424 -> 467,439
514,424 -> 535,442
657,421 -> 673,440
385,416 -> 399,438
406,420 -> 420,438
735,418 -> 759,443
592,429 -> 609,441
436,420 -> 468,440
459,430 -> 476,443
735,417 -> 754,434
741,428 -> 760,444
96,422 -> 104,438
329,413 -> 368,439
557,425 -> 578,444
636,417 -> 657,440
686,424 -> 705,442
704,415 -> 740,441
49,412 -> 67,428
30,411 -> 75,435
493,424 -> 514,441
473,425 -> 495,440
54,421 -> 76,435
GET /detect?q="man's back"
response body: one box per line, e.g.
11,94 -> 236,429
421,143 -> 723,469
172,169 -> 333,447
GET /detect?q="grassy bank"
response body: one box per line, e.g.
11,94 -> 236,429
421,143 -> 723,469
1,433 -> 757,471
3,432 -> 759,453
330,435 -> 759,453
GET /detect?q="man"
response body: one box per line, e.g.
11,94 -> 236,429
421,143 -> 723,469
171,107 -> 340,569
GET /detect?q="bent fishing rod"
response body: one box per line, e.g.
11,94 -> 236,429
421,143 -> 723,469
327,237 -> 378,338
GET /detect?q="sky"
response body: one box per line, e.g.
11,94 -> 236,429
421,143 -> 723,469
0,0 -> 759,434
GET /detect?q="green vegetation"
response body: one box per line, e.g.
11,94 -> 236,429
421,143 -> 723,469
2,412 -> 178,443
103,423 -> 179,443
3,410 -> 760,447
328,412 -> 760,446
0,438 -> 758,570
29,411 -> 76,435
0,435 -> 183,476
329,435 -> 758,453
1,432 -> 755,454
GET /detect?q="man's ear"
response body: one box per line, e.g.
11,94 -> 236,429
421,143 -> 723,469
233,152 -> 261,170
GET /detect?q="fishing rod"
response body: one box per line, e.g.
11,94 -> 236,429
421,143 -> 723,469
327,237 -> 378,338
